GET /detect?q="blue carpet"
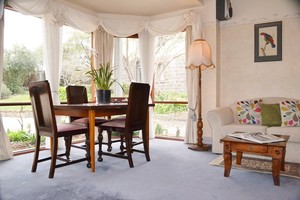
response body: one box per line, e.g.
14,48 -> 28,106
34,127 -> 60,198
1,139 -> 300,200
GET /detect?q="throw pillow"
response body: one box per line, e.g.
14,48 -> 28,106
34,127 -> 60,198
237,99 -> 262,125
280,101 -> 300,126
260,103 -> 281,127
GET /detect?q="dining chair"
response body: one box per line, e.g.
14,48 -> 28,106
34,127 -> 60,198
66,85 -> 121,152
28,80 -> 90,178
97,82 -> 151,167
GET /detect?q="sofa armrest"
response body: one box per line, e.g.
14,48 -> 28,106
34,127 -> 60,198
207,107 -> 234,126
206,107 -> 234,153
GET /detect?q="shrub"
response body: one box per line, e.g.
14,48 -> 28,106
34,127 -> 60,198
8,130 -> 30,142
1,83 -> 12,99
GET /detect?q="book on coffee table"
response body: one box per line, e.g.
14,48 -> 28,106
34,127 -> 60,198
228,131 -> 285,144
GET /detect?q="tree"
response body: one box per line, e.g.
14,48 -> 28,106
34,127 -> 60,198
4,44 -> 38,94
61,30 -> 91,86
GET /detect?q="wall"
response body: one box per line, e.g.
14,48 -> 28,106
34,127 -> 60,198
199,0 -> 300,138
219,0 -> 300,106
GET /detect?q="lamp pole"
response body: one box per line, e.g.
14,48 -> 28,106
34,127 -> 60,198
188,67 -> 209,151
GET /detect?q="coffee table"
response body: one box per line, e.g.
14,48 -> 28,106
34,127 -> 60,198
220,135 -> 289,186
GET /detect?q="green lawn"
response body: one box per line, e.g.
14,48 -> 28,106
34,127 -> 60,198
0,94 -> 31,112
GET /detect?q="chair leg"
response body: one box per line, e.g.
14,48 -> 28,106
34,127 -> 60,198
125,132 -> 134,168
142,129 -> 150,161
85,131 -> 91,168
49,137 -> 58,179
120,134 -> 124,151
64,136 -> 72,160
106,129 -> 113,152
97,128 -> 104,162
31,134 -> 41,173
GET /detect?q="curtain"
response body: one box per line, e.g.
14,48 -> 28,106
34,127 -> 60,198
138,30 -> 155,139
42,12 -> 63,148
184,26 -> 198,144
42,12 -> 62,104
184,13 -> 203,144
93,26 -> 114,68
8,0 -> 201,37
0,2 -> 13,160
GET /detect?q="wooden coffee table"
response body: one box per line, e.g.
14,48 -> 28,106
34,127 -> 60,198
220,135 -> 289,186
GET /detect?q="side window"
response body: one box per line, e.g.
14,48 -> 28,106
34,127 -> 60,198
61,26 -> 92,101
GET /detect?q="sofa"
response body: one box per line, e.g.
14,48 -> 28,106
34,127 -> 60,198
207,97 -> 300,163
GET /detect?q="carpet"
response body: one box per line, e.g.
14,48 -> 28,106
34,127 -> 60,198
210,155 -> 300,179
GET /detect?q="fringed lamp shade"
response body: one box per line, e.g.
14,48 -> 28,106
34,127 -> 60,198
186,39 -> 215,70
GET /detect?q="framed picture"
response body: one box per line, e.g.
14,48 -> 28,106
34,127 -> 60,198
254,21 -> 282,62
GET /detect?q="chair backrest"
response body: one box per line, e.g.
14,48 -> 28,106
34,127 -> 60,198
66,85 -> 88,104
66,86 -> 88,122
28,80 -> 57,137
125,82 -> 150,131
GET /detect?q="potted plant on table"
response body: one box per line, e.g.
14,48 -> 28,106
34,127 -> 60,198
86,62 -> 122,104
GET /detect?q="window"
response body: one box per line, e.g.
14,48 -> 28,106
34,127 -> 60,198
113,32 -> 188,139
113,37 -> 140,97
61,25 -> 92,101
2,9 -> 43,151
153,32 -> 187,139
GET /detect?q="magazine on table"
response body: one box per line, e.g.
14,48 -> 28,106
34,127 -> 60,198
227,131 -> 285,144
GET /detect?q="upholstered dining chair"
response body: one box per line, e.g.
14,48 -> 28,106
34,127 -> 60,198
66,85 -> 122,152
97,82 -> 151,168
28,80 -> 90,178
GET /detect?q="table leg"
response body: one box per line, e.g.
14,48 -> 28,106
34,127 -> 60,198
89,110 -> 95,172
281,147 -> 286,171
272,158 -> 281,186
236,151 -> 243,165
223,142 -> 232,177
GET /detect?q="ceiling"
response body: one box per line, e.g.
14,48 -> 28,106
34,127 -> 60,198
64,0 -> 203,16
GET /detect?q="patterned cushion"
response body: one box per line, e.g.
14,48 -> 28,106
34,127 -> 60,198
280,101 -> 300,126
237,99 -> 262,125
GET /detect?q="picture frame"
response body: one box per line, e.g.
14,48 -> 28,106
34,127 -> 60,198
254,21 -> 282,62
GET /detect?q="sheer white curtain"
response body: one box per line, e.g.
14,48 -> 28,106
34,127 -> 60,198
0,6 -> 13,160
93,26 -> 114,68
185,26 -> 198,144
42,13 -> 62,105
138,30 -> 155,139
184,14 -> 204,144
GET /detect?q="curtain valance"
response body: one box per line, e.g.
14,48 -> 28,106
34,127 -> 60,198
7,0 -> 202,37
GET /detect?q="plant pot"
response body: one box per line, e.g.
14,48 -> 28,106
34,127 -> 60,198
96,89 -> 111,104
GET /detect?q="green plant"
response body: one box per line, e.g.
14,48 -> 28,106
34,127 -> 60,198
155,123 -> 168,135
1,83 -> 12,99
8,129 -> 45,145
86,62 -> 122,90
8,130 -> 31,142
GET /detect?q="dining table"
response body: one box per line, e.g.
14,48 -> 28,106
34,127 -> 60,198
53,102 -> 151,172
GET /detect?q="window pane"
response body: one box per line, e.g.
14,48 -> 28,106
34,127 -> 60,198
61,26 -> 92,101
113,37 -> 140,97
153,32 -> 187,138
3,9 -> 44,151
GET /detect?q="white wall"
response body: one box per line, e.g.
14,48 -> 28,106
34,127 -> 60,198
200,0 -> 300,138
219,0 -> 300,106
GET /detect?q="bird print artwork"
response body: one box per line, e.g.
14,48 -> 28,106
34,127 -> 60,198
260,32 -> 276,56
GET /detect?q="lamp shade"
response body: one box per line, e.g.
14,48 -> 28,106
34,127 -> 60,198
186,39 -> 215,70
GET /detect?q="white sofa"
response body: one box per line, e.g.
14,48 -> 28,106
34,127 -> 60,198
207,97 -> 300,163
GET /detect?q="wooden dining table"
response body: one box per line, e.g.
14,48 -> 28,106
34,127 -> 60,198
54,103 -> 151,172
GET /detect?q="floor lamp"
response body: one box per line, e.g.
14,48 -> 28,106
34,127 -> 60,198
186,39 -> 215,151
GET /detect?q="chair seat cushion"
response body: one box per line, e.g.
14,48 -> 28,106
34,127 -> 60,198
110,116 -> 126,121
57,123 -> 88,134
72,117 -> 108,126
101,120 -> 126,129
